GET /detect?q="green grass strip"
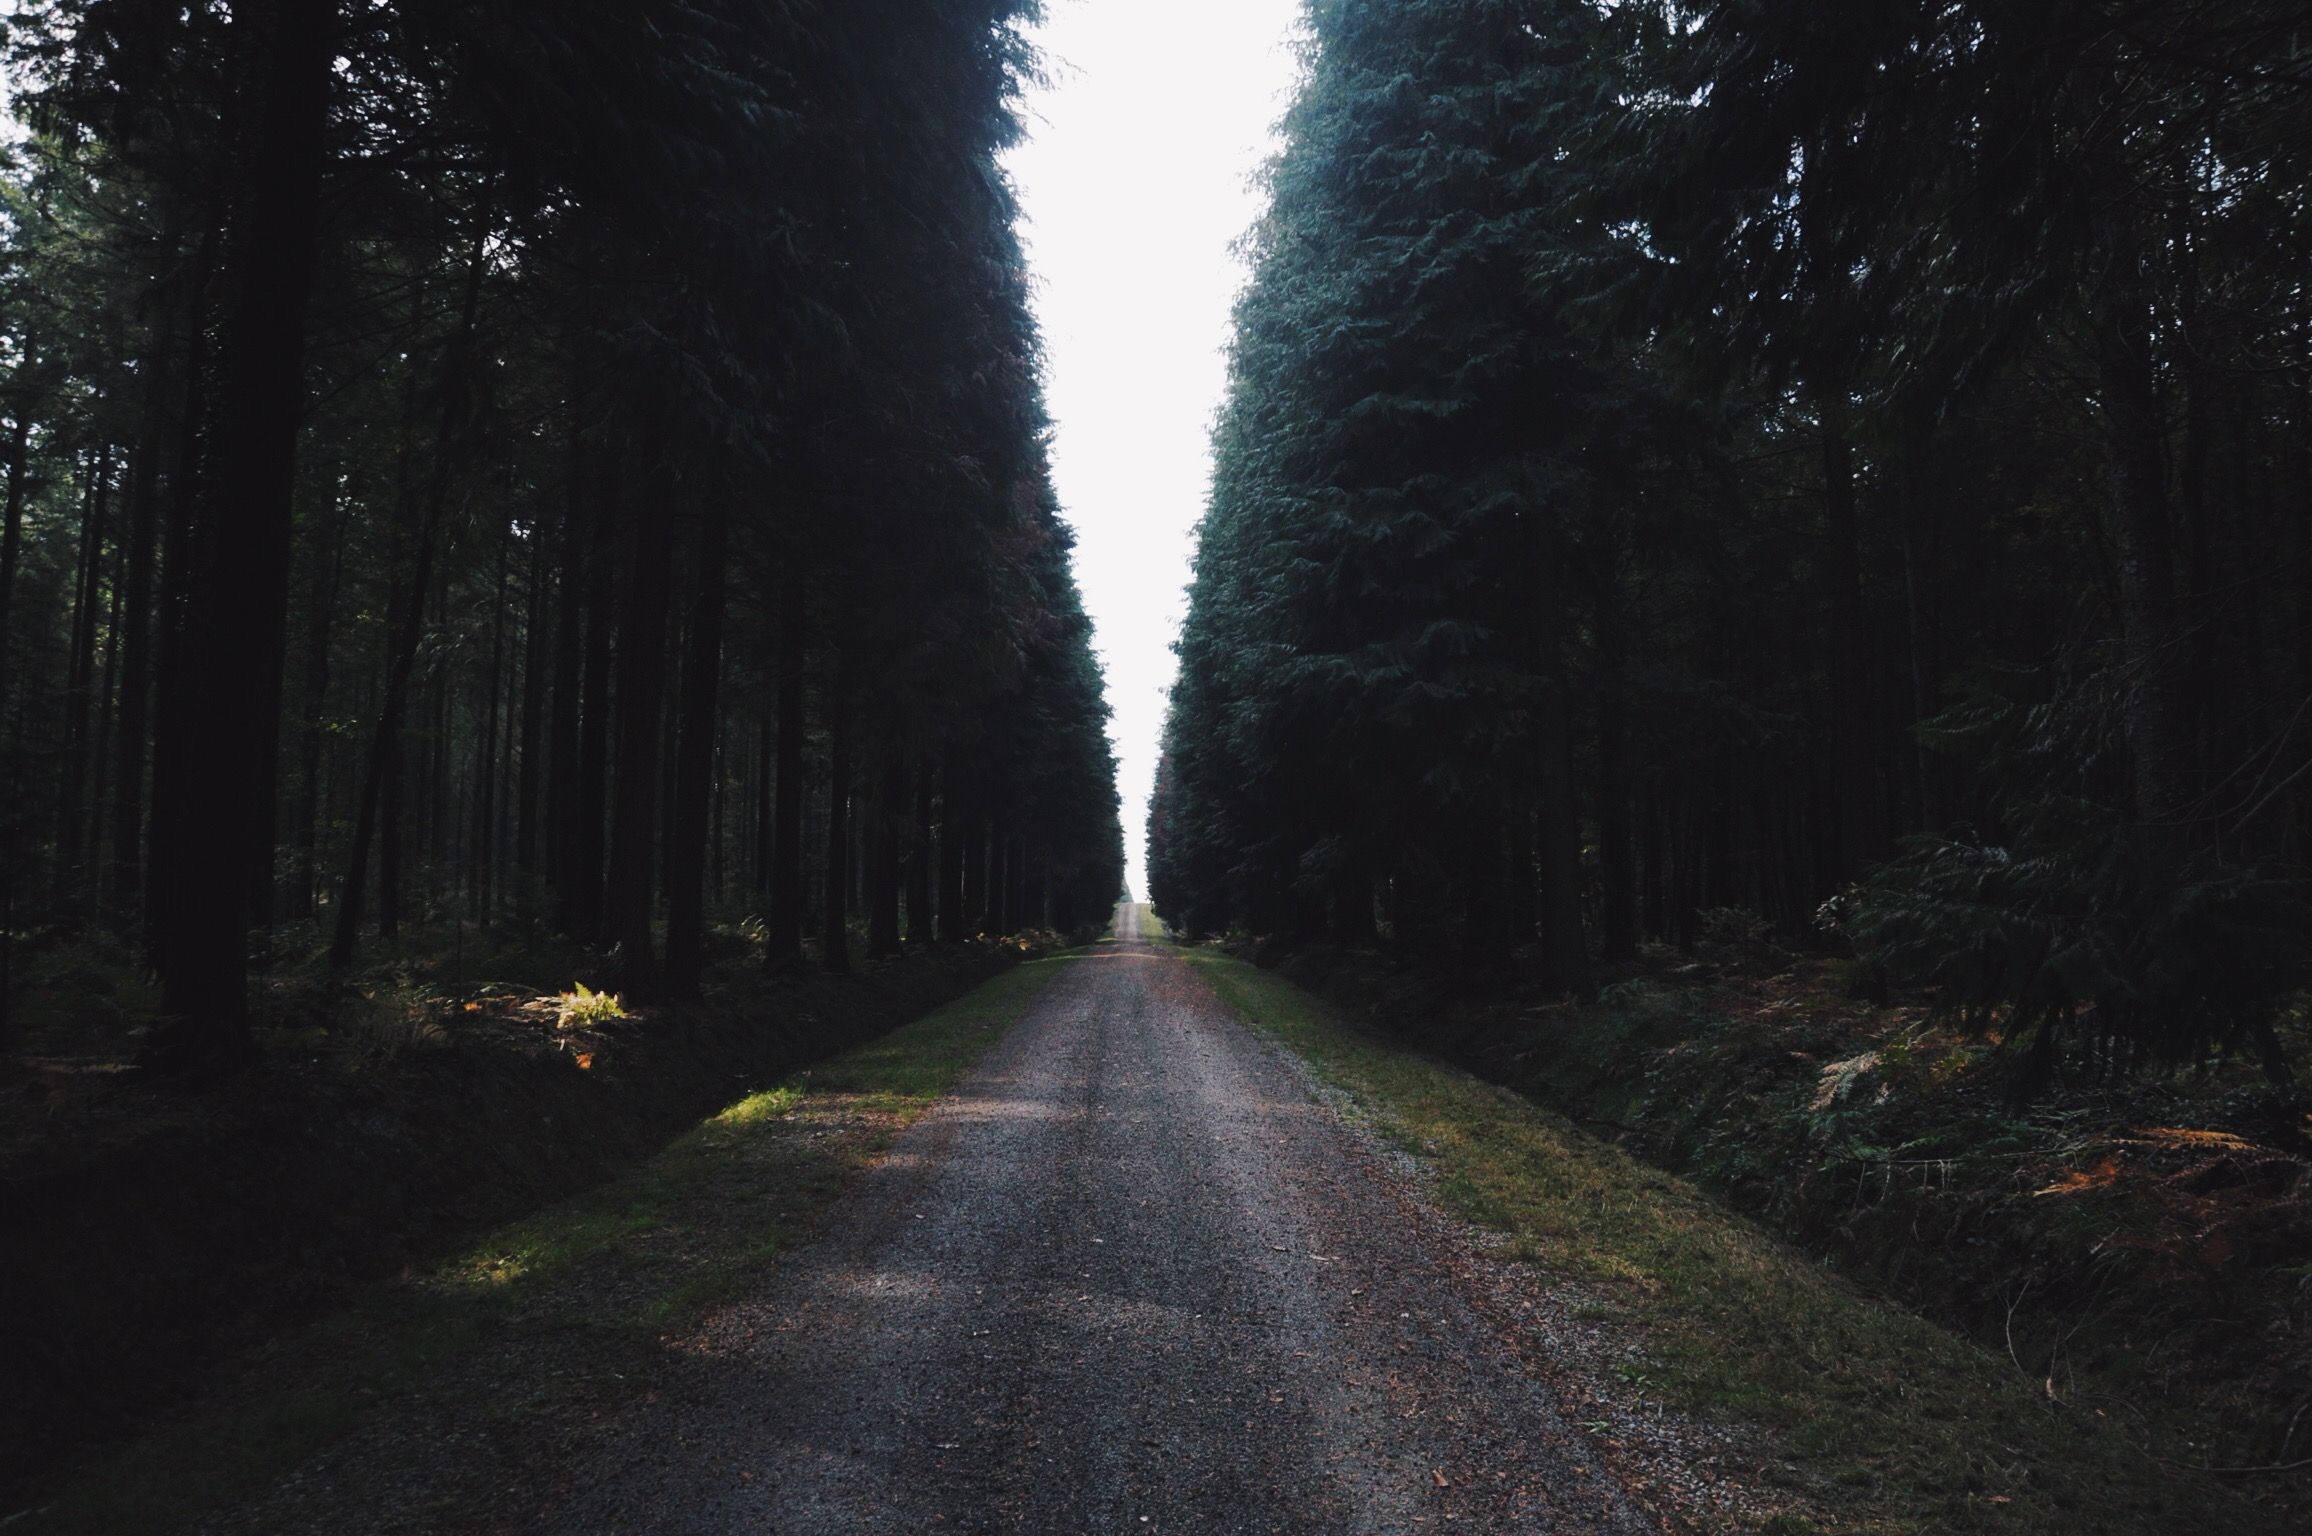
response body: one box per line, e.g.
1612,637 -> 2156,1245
30,955 -> 1076,1536
1182,947 -> 2279,1536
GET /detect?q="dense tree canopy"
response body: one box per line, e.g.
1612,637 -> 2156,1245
1152,0 -> 2312,1087
0,0 -> 1123,1072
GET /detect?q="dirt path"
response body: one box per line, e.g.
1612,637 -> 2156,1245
470,904 -> 1650,1535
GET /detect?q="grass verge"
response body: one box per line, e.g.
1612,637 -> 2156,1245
20,954 -> 1076,1536
1181,947 -> 2285,1536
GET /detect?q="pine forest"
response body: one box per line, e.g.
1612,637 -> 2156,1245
6,4 -> 2312,1532
1155,1 -> 2312,1089
0,0 -> 1126,1075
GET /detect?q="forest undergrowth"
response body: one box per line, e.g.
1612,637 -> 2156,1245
1252,928 -> 2312,1525
9,954 -> 1076,1535
0,917 -> 1070,1509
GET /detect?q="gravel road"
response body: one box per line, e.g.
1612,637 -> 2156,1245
532,905 -> 1658,1534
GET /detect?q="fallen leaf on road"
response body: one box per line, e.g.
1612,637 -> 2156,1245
1433,1470 -> 1450,1488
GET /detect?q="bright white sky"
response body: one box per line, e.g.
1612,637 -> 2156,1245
1004,0 -> 1304,898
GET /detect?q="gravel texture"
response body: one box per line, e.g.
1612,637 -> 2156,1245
520,906 -> 1662,1534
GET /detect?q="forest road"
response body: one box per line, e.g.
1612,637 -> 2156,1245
532,902 -> 1657,1535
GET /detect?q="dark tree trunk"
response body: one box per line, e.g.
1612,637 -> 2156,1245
1504,804 -> 1536,944
601,438 -> 674,994
664,497 -> 727,999
1531,515 -> 1591,996
764,571 -> 808,971
89,527 -> 124,897
1460,812 -> 1510,967
753,705 -> 774,897
287,488 -> 347,920
1639,780 -> 1668,940
2100,248 -> 2192,825
988,823 -> 1011,936
1596,575 -> 1637,963
1820,395 -> 1881,880
152,0 -> 334,1068
821,652 -> 852,973
0,410 -> 31,710
545,421 -> 589,914
936,766 -> 966,943
868,753 -> 903,960
58,448 -> 112,907
907,756 -> 933,945
143,206 -> 222,959
330,499 -> 440,967
512,501 -> 549,903
378,715 -> 405,936
111,306 -> 183,923
961,793 -> 988,936
657,617 -> 684,908
1896,423 -> 1945,830
566,476 -> 617,944
470,515 -> 511,920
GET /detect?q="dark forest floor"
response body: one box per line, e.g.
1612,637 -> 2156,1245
1254,931 -> 2312,1529
0,916 -> 1042,1514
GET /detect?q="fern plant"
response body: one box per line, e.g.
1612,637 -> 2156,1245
1856,666 -> 2310,1093
555,982 -> 629,1031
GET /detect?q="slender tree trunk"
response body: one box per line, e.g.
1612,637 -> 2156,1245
1530,509 -> 1591,995
111,271 -> 188,925
87,512 -> 125,909
868,753 -> 903,960
764,570 -> 807,970
58,448 -> 112,907
937,765 -> 966,943
566,457 -> 618,944
710,725 -> 727,906
601,432 -> 675,994
988,822 -> 1011,936
1896,422 -> 1944,830
0,411 -> 31,712
1639,780 -> 1667,940
1820,392 -> 1880,880
378,706 -> 405,937
288,489 -> 347,919
1596,572 -> 1637,962
2100,242 -> 2192,826
152,0 -> 334,1068
330,502 -> 441,967
908,756 -> 933,945
513,505 -> 549,905
1460,810 -> 1509,966
821,652 -> 851,973
545,419 -> 589,911
1503,803 -> 1536,944
657,614 -> 684,907
753,705 -> 774,897
470,514 -> 511,920
962,793 -> 988,936
664,497 -> 727,999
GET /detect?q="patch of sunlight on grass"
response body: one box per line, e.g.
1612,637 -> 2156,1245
1183,949 -> 2283,1536
33,955 -> 1075,1536
714,1082 -> 805,1126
